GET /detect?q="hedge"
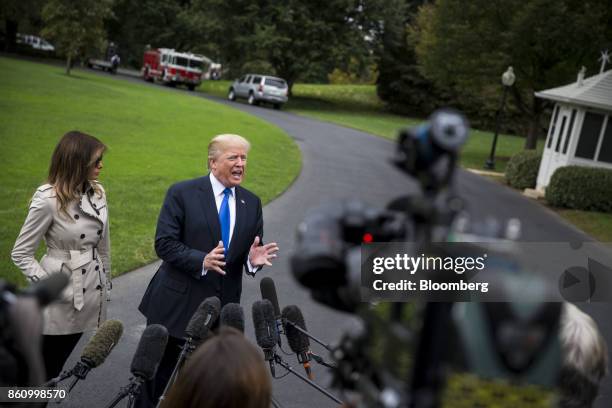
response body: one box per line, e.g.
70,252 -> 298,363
505,151 -> 542,189
545,165 -> 612,212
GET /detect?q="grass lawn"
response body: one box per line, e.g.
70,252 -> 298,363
0,57 -> 300,286
484,175 -> 612,242
198,80 -> 532,172
554,209 -> 612,242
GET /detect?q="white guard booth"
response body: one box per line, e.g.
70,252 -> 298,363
534,68 -> 612,191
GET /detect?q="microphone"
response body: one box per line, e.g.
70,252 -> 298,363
185,296 -> 221,343
131,324 -> 169,381
158,297 -> 220,406
45,320 -> 123,390
256,305 -> 344,405
252,299 -> 278,376
104,324 -> 168,408
260,277 -> 283,346
22,272 -> 69,307
220,303 -> 245,333
282,305 -> 312,379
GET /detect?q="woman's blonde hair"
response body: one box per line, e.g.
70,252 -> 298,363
47,131 -> 106,218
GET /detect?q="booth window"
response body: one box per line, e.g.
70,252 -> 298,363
575,112 -> 604,159
547,105 -> 560,149
562,109 -> 576,154
555,116 -> 567,152
597,118 -> 612,164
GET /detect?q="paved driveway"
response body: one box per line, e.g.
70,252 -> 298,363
61,73 -> 611,408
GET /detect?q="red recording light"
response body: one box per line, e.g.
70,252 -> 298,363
362,233 -> 373,243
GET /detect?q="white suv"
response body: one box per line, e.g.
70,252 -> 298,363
228,74 -> 289,109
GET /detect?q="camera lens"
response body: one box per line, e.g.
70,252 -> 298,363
430,109 -> 469,151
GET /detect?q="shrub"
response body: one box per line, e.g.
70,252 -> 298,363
505,150 -> 541,189
546,166 -> 612,212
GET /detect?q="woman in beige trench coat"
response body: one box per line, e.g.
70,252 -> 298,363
11,131 -> 111,380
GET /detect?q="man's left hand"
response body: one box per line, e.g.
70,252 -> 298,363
248,236 -> 279,267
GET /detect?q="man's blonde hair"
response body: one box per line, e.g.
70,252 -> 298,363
207,134 -> 251,169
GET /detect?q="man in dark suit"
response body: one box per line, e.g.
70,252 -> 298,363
136,134 -> 278,407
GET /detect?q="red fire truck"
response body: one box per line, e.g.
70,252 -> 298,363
141,48 -> 204,91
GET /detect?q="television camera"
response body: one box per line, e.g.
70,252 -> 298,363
290,109 -> 562,408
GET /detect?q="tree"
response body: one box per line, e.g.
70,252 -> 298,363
178,0 -> 261,77
0,0 -> 44,52
41,0 -> 114,75
414,0 -> 612,149
250,0 -> 372,94
372,0 -> 446,116
103,0 -> 380,85
178,0 -> 372,91
107,0 -> 185,68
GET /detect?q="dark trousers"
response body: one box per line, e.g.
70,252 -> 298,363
42,333 -> 83,380
134,335 -> 185,408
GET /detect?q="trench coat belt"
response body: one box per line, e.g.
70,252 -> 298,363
47,247 -> 98,311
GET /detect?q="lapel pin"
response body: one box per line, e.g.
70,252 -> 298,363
240,199 -> 245,204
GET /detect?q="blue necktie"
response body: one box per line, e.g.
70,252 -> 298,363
219,188 -> 232,254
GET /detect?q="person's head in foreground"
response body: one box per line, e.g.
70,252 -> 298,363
162,327 -> 271,408
559,303 -> 608,408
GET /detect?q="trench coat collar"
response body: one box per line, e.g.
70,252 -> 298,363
78,183 -> 106,225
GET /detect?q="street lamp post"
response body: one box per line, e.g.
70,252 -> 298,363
485,66 -> 516,170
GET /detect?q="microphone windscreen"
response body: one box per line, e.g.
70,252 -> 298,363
260,277 -> 281,318
23,272 -> 69,307
185,296 -> 221,340
130,324 -> 169,380
282,305 -> 310,354
220,303 -> 245,333
252,300 -> 277,349
81,320 -> 123,367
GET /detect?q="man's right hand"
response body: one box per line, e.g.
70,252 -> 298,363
204,241 -> 226,275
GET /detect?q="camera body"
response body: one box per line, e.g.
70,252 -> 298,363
291,109 -> 470,313
289,109 -> 563,407
394,109 -> 468,193
291,201 -> 407,312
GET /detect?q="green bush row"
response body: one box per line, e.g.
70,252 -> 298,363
546,165 -> 612,212
505,151 -> 541,189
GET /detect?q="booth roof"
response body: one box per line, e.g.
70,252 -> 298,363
535,69 -> 612,112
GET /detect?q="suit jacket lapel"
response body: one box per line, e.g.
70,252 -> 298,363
230,187 -> 247,262
198,176 -> 221,245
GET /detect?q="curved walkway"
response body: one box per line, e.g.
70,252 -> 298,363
63,74 -> 610,408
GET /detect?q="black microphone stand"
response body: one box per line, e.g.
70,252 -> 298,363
65,360 -> 92,392
104,377 -> 144,408
310,352 -> 336,369
264,348 -> 276,377
43,360 -> 91,390
282,319 -> 336,368
274,354 -> 343,405
283,319 -> 331,351
43,370 -> 73,388
271,395 -> 285,408
156,338 -> 196,408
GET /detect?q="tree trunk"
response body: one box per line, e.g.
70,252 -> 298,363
287,80 -> 294,97
5,19 -> 18,52
66,55 -> 72,75
524,97 -> 541,150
